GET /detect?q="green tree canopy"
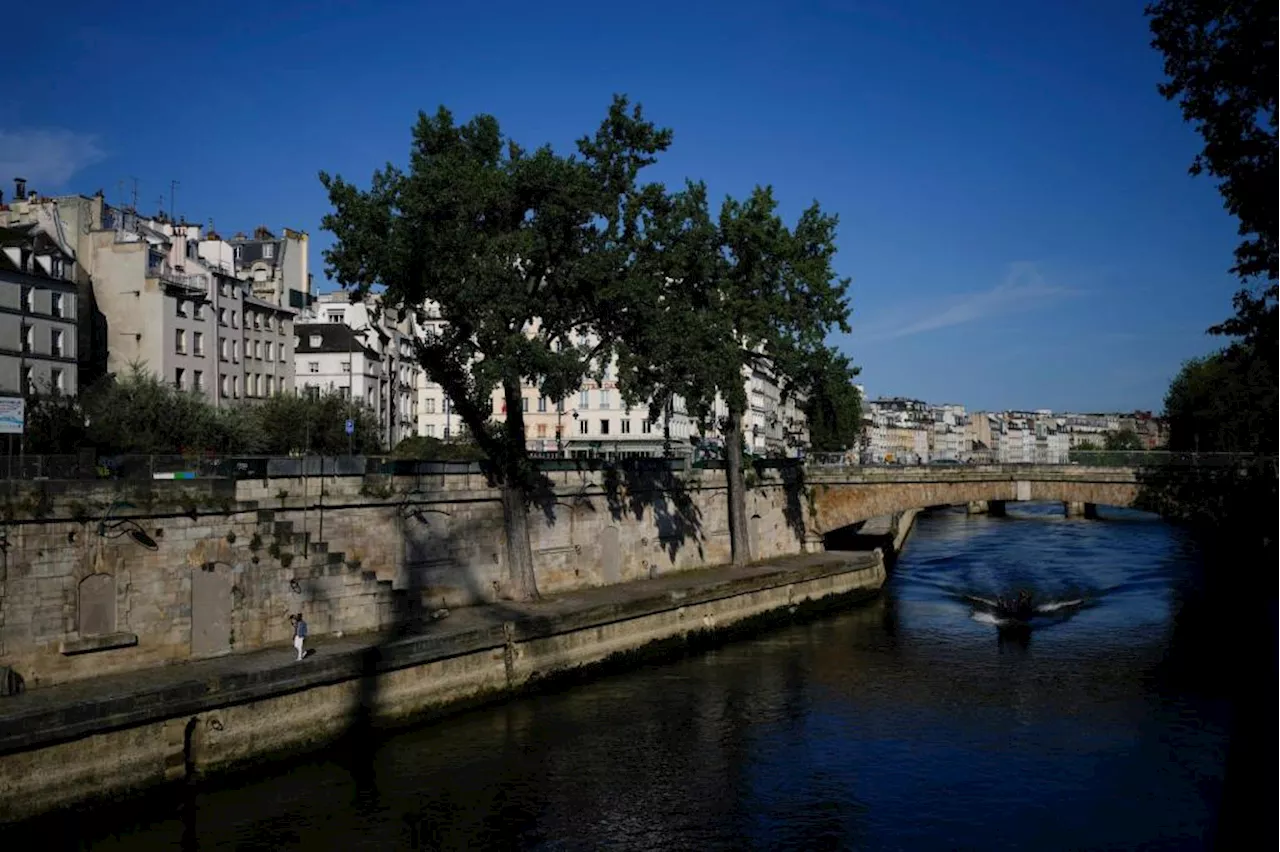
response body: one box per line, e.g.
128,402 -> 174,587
617,181 -> 852,564
319,96 -> 672,599
799,349 -> 862,453
1103,428 -> 1145,452
1148,0 -> 1276,284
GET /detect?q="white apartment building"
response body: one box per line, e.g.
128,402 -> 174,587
299,293 -> 421,448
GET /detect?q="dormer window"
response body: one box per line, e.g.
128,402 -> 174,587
309,334 -> 321,347
263,243 -> 274,259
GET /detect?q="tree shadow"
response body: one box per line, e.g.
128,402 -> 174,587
598,458 -> 704,563
1134,455 -> 1278,852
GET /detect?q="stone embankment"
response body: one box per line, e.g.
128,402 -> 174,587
0,549 -> 889,823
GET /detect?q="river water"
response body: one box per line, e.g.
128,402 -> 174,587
30,504 -> 1240,850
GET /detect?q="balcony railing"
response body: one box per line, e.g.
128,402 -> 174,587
148,261 -> 209,295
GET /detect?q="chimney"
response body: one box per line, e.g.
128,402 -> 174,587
14,177 -> 27,199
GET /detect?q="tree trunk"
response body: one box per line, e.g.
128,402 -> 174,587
500,376 -> 539,601
724,405 -> 751,566
500,480 -> 538,600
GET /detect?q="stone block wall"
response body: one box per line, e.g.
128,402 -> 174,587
0,467 -> 812,689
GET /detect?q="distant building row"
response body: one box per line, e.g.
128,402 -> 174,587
858,396 -> 1167,464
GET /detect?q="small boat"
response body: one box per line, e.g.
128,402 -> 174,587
994,590 -> 1036,623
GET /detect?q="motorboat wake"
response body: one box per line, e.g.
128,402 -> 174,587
967,590 -> 1087,631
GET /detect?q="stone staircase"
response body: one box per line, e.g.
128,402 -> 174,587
253,508 -> 405,631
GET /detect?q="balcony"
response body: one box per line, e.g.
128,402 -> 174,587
148,260 -> 209,296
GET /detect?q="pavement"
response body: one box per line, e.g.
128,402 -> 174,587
0,550 -> 878,744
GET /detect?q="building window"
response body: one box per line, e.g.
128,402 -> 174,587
621,419 -> 631,434
21,286 -> 33,312
263,243 -> 274,259
194,302 -> 205,320
253,311 -> 261,329
232,376 -> 240,398
219,337 -> 228,360
642,420 -> 653,434
233,245 -> 242,260
52,368 -> 64,393
308,361 -> 319,373
253,340 -> 260,360
341,361 -> 351,373
537,424 -> 547,437
175,367 -> 185,389
175,329 -> 186,354
308,334 -> 321,347
579,389 -> 590,409
522,397 -> 529,412
52,329 -> 64,358
232,340 -> 239,362
193,332 -> 204,356
21,366 -> 33,395
538,397 -> 548,413
578,418 -> 589,435
51,292 -> 65,318
425,398 -> 436,414
219,308 -> 227,326
599,390 -> 610,409
231,310 -> 238,329
176,299 -> 187,318
327,311 -> 343,323
194,370 -> 204,391
21,324 -> 32,353
264,342 -> 273,362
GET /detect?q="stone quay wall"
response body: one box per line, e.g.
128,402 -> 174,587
0,467 -> 816,690
0,553 -> 884,823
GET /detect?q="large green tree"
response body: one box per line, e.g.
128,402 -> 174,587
319,96 -> 670,599
1147,0 -> 1277,459
1148,0 -> 1276,284
618,181 -> 851,565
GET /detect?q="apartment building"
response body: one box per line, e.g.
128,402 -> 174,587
3,190 -> 296,404
0,217 -> 79,399
301,293 -> 420,447
227,226 -> 314,311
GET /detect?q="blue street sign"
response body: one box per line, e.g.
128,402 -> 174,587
344,419 -> 355,435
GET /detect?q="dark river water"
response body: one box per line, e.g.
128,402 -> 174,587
27,504 -> 1248,850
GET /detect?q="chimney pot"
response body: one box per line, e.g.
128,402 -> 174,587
14,177 -> 26,199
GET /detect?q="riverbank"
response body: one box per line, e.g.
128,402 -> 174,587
0,549 -> 887,823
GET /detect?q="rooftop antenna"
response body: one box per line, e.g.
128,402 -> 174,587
170,180 -> 179,224
116,179 -> 125,210
130,177 -> 139,212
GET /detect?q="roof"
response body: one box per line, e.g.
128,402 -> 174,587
295,322 -> 380,359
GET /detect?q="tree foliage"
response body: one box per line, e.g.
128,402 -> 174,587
1152,0 -> 1280,332
22,366 -> 381,457
1147,0 -> 1278,465
1163,345 -> 1277,455
617,181 -> 852,564
799,349 -> 863,453
1103,428 -> 1146,452
319,95 -> 671,599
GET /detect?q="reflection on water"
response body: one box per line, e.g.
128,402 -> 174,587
19,504 -> 1233,850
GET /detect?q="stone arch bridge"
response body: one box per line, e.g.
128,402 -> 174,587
803,465 -> 1142,534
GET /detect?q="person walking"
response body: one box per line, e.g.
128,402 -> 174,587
292,613 -> 308,661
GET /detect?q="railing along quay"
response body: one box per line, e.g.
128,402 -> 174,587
0,451 -> 1273,482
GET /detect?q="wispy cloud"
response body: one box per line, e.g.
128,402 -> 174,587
0,128 -> 105,188
866,262 -> 1075,341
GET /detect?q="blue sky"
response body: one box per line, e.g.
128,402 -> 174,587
3,0 -> 1242,412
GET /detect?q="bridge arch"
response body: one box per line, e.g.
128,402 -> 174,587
805,466 -> 1142,535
